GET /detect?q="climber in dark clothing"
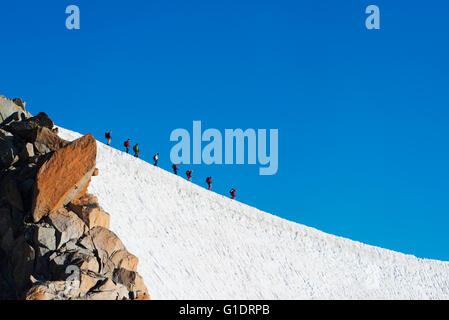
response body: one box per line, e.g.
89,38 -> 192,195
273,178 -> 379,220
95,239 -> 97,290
172,164 -> 179,175
105,131 -> 112,146
230,189 -> 236,200
153,153 -> 159,166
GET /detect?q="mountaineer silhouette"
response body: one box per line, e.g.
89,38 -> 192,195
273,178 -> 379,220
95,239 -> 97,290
186,170 -> 193,181
105,131 -> 112,146
124,139 -> 130,153
206,176 -> 212,190
133,144 -> 139,158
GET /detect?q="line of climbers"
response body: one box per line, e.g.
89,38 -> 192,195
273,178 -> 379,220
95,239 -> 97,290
105,131 -> 236,200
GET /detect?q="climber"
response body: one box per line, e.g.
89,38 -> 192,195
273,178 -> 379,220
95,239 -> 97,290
186,170 -> 193,181
206,176 -> 212,190
153,153 -> 159,166
133,144 -> 139,158
124,139 -> 130,153
172,163 -> 179,175
105,131 -> 112,146
230,189 -> 236,200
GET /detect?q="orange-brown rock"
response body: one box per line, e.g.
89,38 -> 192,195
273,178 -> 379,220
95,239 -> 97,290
25,281 -> 68,300
112,268 -> 149,299
110,250 -> 139,272
133,273 -> 150,299
135,292 -> 150,300
25,286 -> 49,300
79,254 -> 100,273
72,193 -> 98,207
83,206 -> 110,230
31,134 -> 97,222
72,178 -> 91,202
88,226 -> 125,258
68,194 -> 110,230
79,272 -> 100,295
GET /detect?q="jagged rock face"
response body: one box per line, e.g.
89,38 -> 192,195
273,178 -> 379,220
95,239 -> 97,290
0,129 -> 18,170
0,95 -> 149,300
34,127 -> 68,154
31,134 -> 96,222
0,95 -> 31,126
67,194 -> 110,230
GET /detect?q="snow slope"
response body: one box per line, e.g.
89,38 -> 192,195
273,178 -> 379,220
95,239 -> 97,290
58,128 -> 449,299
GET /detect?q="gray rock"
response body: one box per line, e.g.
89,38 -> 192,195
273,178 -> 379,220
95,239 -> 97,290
3,113 -> 56,144
20,143 -> 34,160
11,98 -> 26,110
78,234 -> 95,252
59,239 -> 80,253
70,251 -> 100,273
34,225 -> 56,251
48,208 -> 87,249
0,95 -> 30,126
51,253 -> 70,267
0,130 -> 18,169
86,278 -> 119,300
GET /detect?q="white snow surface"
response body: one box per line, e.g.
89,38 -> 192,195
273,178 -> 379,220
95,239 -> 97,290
58,127 -> 449,300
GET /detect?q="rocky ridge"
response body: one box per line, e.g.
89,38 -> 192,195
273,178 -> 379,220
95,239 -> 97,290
0,96 -> 149,300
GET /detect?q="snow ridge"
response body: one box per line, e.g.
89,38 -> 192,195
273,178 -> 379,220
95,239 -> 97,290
59,127 -> 449,300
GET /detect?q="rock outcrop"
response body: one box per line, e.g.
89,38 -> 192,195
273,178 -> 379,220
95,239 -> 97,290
0,95 -> 31,127
31,134 -> 96,222
0,95 -> 149,300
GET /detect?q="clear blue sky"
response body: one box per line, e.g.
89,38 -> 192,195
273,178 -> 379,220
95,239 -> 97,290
1,1 -> 448,261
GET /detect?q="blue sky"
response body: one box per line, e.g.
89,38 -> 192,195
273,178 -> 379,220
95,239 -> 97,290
1,1 -> 448,261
